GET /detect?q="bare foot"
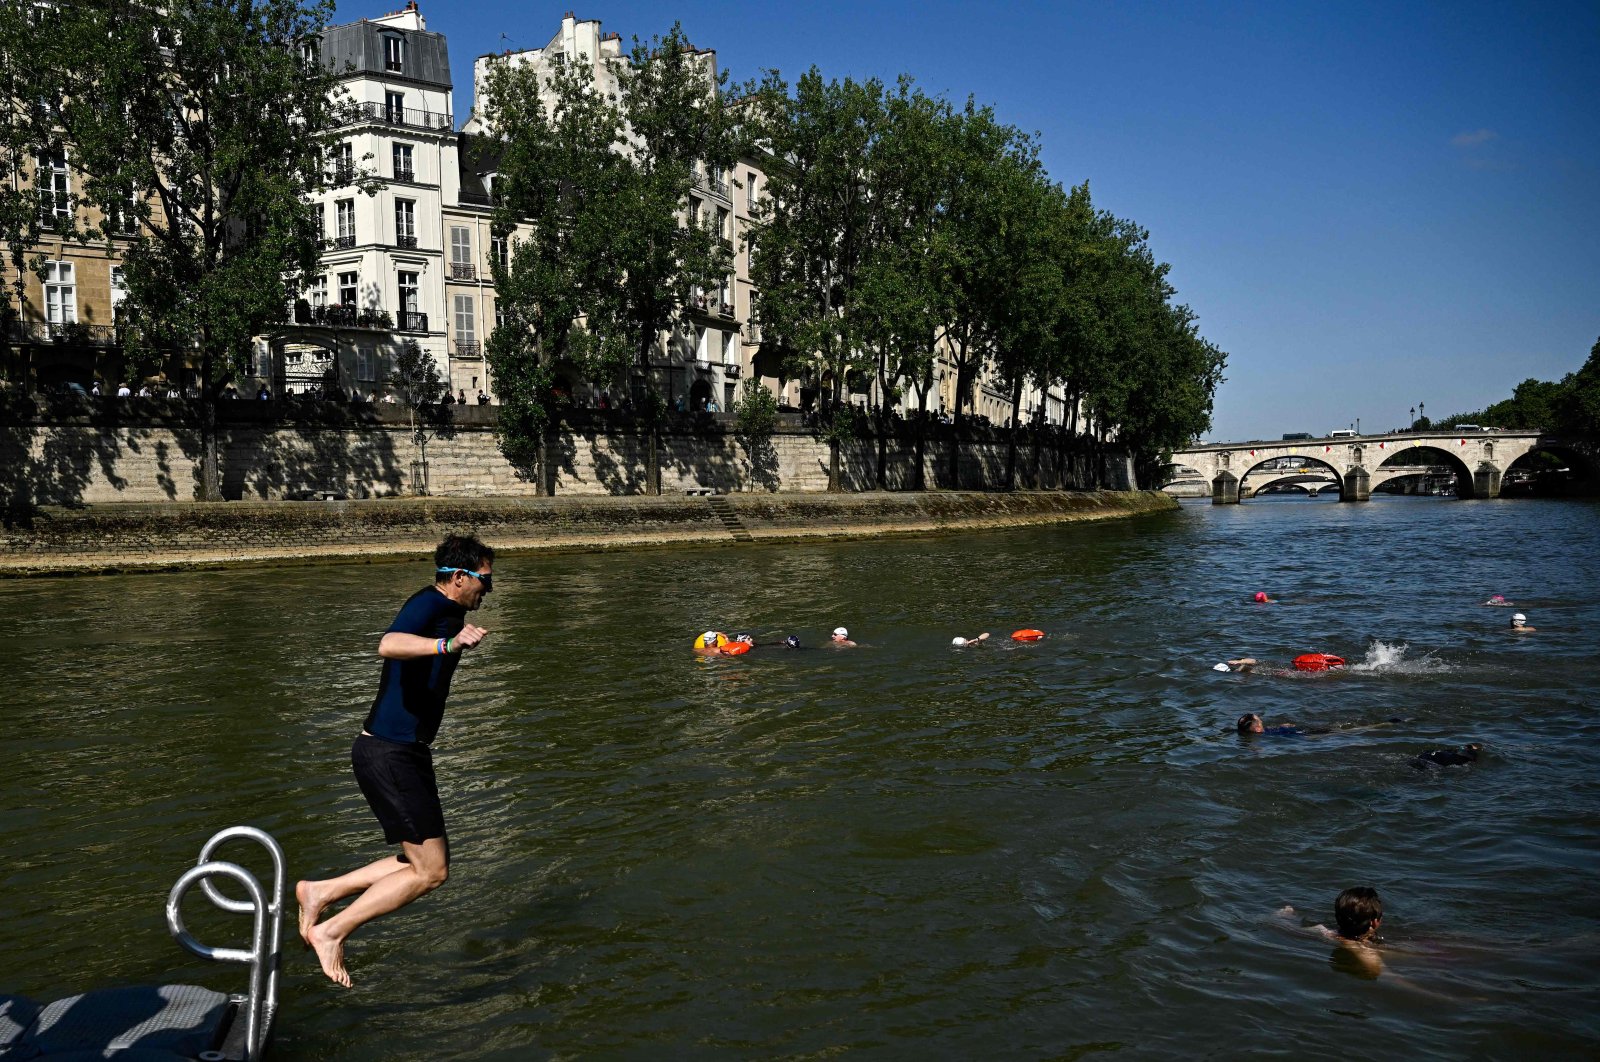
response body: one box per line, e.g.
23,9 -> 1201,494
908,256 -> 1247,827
308,923 -> 352,988
296,880 -> 326,948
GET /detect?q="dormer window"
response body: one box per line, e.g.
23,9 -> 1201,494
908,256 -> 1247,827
384,34 -> 404,73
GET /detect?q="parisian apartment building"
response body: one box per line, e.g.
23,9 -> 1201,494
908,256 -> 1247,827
6,1 -> 1075,428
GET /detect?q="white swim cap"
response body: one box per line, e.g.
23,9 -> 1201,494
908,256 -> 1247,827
833,627 -> 848,637
952,637 -> 967,646
1512,613 -> 1526,624
701,630 -> 718,646
1212,662 -> 1231,672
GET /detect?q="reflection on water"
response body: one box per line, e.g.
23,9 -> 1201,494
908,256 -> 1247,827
2,496 -> 1598,1059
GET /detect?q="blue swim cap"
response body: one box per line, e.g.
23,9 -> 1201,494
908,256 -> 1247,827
784,635 -> 800,648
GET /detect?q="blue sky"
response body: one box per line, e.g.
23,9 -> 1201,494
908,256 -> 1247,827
338,1 -> 1599,442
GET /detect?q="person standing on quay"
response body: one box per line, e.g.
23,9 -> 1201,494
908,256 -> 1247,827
297,534 -> 494,987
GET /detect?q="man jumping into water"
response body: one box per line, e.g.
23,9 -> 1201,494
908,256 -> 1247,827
297,534 -> 494,987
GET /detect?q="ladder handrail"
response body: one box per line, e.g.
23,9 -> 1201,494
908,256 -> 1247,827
164,826 -> 285,1062
196,826 -> 285,1014
167,861 -> 268,1061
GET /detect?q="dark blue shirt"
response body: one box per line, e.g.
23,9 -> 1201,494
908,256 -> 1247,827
364,587 -> 467,746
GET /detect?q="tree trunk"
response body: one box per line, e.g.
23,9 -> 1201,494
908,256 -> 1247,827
947,355 -> 967,491
640,338 -> 660,496
874,402 -> 888,491
198,348 -> 222,502
828,377 -> 843,492
913,382 -> 929,492
1004,376 -> 1023,491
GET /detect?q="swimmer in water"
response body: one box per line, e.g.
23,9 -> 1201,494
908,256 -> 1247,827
1412,743 -> 1481,770
951,632 -> 991,647
829,626 -> 857,648
1509,612 -> 1536,633
1483,593 -> 1513,606
1253,591 -> 1274,604
1236,712 -> 1310,736
693,631 -> 741,655
1219,657 -> 1257,672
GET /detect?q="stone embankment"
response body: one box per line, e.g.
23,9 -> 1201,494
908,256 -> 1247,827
0,491 -> 1176,575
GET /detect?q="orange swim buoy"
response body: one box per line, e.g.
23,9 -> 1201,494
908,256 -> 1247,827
1011,629 -> 1046,642
1293,653 -> 1346,672
721,641 -> 752,656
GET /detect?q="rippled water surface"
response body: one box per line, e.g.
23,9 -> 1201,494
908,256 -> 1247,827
3,495 -> 1598,1060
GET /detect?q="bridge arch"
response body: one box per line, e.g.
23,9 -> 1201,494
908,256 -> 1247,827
1504,442 -> 1600,497
1375,445 -> 1476,498
1238,455 -> 1345,499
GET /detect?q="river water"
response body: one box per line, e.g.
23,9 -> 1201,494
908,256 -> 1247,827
2,495 -> 1598,1060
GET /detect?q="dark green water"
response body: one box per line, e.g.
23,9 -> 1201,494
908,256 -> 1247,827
3,495 -> 1598,1060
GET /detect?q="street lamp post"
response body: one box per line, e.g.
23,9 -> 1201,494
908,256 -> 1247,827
1410,406 -> 1415,428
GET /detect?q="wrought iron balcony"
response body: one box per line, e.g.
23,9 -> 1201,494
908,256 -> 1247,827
724,362 -> 742,379
454,340 -> 482,359
397,311 -> 428,332
333,234 -> 356,249
394,167 -> 415,183
12,321 -> 120,346
333,164 -> 355,185
356,100 -> 453,131
395,234 -> 418,249
449,262 -> 477,281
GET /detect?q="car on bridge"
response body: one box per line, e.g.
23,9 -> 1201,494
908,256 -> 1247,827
1281,432 -> 1314,441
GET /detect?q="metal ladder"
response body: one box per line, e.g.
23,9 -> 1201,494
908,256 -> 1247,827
166,826 -> 286,1062
0,826 -> 285,1060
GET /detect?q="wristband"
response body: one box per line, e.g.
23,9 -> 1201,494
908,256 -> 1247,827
435,637 -> 446,656
446,637 -> 456,654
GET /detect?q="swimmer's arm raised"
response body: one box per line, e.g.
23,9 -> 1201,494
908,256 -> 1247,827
379,626 -> 488,658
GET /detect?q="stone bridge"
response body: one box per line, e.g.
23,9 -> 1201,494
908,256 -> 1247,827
1165,430 -> 1583,503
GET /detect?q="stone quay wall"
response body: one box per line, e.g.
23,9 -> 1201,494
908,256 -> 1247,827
0,491 -> 1178,574
1,399 -> 1136,507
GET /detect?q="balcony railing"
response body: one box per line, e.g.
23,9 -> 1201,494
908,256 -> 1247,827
457,190 -> 492,207
724,362 -> 742,379
449,262 -> 477,281
394,167 -> 415,183
8,321 -> 120,346
453,340 -> 482,359
695,173 -> 731,199
333,164 -> 355,185
333,234 -> 356,249
356,100 -> 452,131
394,234 -> 418,249
397,311 -> 428,332
294,304 -> 395,330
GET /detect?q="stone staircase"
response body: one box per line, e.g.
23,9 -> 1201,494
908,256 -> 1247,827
706,495 -> 753,542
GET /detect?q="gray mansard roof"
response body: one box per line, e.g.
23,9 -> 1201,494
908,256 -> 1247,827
319,20 -> 451,89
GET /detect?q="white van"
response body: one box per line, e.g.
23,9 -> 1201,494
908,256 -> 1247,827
1329,429 -> 1358,438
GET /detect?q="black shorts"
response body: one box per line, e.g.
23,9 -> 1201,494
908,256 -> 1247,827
351,734 -> 445,849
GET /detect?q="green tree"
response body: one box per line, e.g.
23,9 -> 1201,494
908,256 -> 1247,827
855,80 -> 952,490
39,0 -> 349,500
481,49 -> 626,491
0,4 -> 59,367
387,338 -> 445,492
749,70 -> 887,492
926,102 -> 1042,489
588,25 -> 746,494
1556,336 -> 1600,436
